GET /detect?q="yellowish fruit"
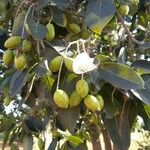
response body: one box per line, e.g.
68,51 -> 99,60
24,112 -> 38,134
14,55 -> 27,70
69,23 -> 81,34
118,5 -> 129,16
3,96 -> 12,106
76,79 -> 89,98
46,23 -> 55,41
49,56 -> 63,72
96,94 -> 104,110
22,39 -> 32,52
84,95 -> 101,111
53,89 -> 69,108
38,138 -> 45,150
4,36 -> 22,49
69,91 -> 82,107
2,50 -> 14,66
64,57 -> 73,72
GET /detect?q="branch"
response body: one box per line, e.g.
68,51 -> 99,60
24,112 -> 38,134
117,12 -> 145,45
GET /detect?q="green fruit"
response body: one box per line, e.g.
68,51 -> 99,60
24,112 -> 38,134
3,96 -> 12,106
15,54 -> 27,70
46,22 -> 55,41
22,39 -> 32,52
49,56 -> 63,72
76,79 -> 89,98
96,94 -> 104,110
64,57 -> 73,72
69,91 -> 82,107
118,5 -> 129,16
53,89 -> 69,108
84,95 -> 101,111
4,36 -> 22,49
82,30 -> 90,39
2,49 -> 14,66
69,23 -> 81,34
38,138 -> 45,150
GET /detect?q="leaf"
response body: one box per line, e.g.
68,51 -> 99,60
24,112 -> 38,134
83,0 -> 115,34
51,0 -> 70,7
144,104 -> 150,118
98,62 -> 144,90
9,70 -> 29,97
48,139 -> 58,150
67,135 -> 83,146
27,8 -> 48,40
73,52 -> 98,74
37,0 -> 51,10
56,107 -> 80,133
139,42 -> 150,49
131,74 -> 150,105
131,60 -> 150,72
12,11 -> 27,36
51,6 -> 67,27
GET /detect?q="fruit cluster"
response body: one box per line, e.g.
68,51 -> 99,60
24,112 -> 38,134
53,79 -> 104,111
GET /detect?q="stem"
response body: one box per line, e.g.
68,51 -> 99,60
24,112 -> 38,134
92,138 -> 102,150
102,128 -> 112,150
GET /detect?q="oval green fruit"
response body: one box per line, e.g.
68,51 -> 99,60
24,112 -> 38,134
69,23 -> 81,34
76,79 -> 89,98
118,5 -> 129,16
46,23 -> 55,41
49,56 -> 63,72
38,138 -> 45,150
4,36 -> 22,49
84,95 -> 101,111
64,57 -> 73,72
15,54 -> 27,70
69,91 -> 82,107
22,39 -> 32,52
96,94 -> 104,110
3,49 -> 14,66
53,89 -> 69,108
3,96 -> 12,106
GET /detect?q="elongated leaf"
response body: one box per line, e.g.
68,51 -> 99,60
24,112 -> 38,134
37,0 -> 51,10
51,6 -> 67,27
139,42 -> 150,49
27,8 -> 48,40
48,139 -> 58,150
9,70 -> 29,97
67,135 -> 83,146
131,60 -> 150,72
83,0 -> 115,34
12,11 -> 27,36
98,62 -> 144,90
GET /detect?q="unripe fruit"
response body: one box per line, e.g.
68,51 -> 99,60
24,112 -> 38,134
38,138 -> 45,150
118,5 -> 129,16
2,49 -> 14,66
69,91 -> 82,107
84,95 -> 101,111
96,94 -> 104,110
22,39 -> 32,52
64,57 -> 73,72
14,54 -> 27,70
69,23 -> 81,34
46,23 -> 55,41
3,96 -> 12,106
49,56 -> 63,72
4,36 -> 22,49
53,89 -> 69,108
76,79 -> 89,98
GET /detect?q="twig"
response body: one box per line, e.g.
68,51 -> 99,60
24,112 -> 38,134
117,12 -> 144,45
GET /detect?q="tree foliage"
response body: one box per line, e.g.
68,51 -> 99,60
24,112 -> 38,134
0,0 -> 150,149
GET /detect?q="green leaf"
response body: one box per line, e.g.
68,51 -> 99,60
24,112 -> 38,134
51,6 -> 67,27
9,70 -> 29,97
83,0 -> 115,34
98,62 -> 144,90
27,8 -> 48,40
12,11 -> 26,36
67,135 -> 83,146
144,104 -> 150,118
131,60 -> 150,72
